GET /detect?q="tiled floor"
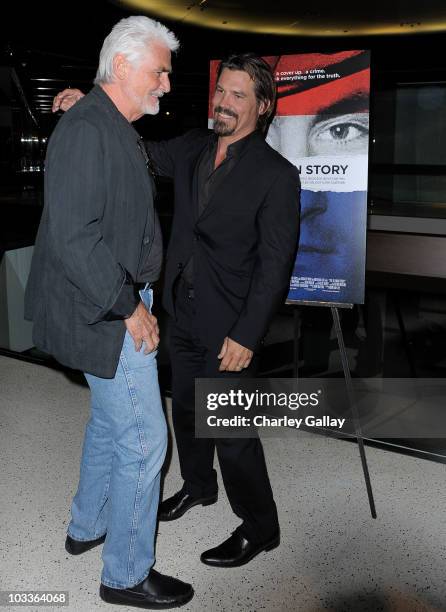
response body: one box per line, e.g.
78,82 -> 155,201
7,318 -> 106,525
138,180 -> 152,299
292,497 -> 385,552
1,355 -> 445,611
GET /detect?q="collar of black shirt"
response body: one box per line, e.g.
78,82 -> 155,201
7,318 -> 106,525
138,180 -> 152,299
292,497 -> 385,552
209,128 -> 262,159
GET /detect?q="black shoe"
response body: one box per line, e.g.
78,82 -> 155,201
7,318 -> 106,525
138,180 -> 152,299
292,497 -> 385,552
99,569 -> 194,609
65,533 -> 106,555
200,529 -> 280,567
158,489 -> 217,522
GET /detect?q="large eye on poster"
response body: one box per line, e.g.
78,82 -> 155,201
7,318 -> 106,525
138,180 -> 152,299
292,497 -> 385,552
209,50 -> 370,306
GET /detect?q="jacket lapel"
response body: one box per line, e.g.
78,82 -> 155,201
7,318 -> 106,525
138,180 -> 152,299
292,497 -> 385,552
191,141 -> 209,221
93,86 -> 154,201
117,124 -> 154,201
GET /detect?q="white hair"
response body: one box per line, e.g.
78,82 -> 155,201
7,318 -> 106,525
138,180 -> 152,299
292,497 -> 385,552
94,16 -> 179,85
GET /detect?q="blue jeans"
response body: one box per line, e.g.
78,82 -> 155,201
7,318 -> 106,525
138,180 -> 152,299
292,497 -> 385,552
67,288 -> 167,588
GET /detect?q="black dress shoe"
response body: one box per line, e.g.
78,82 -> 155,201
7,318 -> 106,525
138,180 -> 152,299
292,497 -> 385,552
99,569 -> 194,609
200,529 -> 280,567
65,533 -> 106,555
158,489 -> 217,522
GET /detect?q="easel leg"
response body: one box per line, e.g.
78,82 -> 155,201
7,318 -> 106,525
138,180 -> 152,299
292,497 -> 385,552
331,306 -> 377,519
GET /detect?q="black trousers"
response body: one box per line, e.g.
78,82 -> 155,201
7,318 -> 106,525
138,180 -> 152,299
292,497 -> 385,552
169,284 -> 279,544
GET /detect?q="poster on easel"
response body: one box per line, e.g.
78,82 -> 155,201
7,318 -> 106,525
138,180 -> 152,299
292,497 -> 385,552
267,50 -> 370,305
208,50 -> 370,306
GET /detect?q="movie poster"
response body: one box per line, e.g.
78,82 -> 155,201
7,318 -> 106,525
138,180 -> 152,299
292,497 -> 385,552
209,50 -> 370,305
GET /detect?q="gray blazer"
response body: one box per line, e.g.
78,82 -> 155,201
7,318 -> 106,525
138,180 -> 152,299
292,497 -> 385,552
25,86 -> 161,378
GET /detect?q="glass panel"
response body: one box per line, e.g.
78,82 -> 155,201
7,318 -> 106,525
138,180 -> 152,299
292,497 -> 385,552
395,86 -> 446,165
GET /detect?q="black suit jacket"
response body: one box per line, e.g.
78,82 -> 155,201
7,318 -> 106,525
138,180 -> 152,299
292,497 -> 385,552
25,86 -> 160,378
147,129 -> 300,353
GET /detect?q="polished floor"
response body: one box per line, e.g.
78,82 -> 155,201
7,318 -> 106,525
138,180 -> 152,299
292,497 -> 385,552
1,355 -> 445,612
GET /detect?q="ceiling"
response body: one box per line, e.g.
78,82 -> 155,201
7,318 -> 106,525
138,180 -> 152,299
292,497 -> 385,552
4,0 -> 446,132
117,0 -> 446,37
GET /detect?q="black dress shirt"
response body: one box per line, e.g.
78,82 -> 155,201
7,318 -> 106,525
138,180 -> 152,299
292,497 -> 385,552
181,130 -> 260,287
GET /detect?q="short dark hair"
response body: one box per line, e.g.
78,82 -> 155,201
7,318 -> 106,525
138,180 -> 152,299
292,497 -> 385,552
217,53 -> 276,131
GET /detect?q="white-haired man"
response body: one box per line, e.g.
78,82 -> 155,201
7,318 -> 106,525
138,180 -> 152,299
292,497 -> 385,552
54,53 -> 300,568
25,16 -> 193,609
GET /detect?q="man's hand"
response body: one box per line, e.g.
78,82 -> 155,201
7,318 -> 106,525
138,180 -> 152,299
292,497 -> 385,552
125,302 -> 160,354
218,337 -> 253,372
52,88 -> 85,113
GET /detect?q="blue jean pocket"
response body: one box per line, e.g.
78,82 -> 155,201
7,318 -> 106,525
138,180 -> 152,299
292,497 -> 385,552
139,285 -> 153,313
